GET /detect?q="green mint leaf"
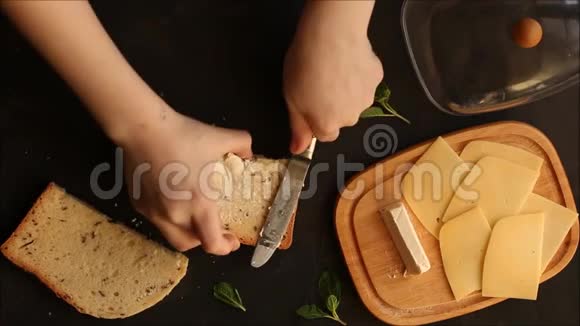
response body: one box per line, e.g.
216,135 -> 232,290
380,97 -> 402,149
365,82 -> 411,124
318,271 -> 342,303
296,304 -> 347,325
326,294 -> 340,314
374,82 -> 391,102
326,295 -> 347,324
296,304 -> 329,319
213,282 -> 246,312
360,106 -> 390,118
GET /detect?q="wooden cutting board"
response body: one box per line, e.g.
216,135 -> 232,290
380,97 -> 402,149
335,121 -> 578,325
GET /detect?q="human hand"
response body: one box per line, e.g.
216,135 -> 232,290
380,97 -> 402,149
283,0 -> 382,154
121,104 -> 252,255
1,0 -> 252,255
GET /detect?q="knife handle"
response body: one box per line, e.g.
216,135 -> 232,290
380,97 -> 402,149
300,137 -> 317,160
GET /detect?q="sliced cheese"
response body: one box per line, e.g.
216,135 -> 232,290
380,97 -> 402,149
401,137 -> 468,238
460,140 -> 544,172
439,207 -> 491,300
482,213 -> 544,300
442,156 -> 539,227
521,193 -> 578,271
379,201 -> 431,275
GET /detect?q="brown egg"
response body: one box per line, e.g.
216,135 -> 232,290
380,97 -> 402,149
513,18 -> 543,48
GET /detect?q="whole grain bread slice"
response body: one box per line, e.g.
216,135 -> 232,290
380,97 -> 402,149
1,183 -> 188,319
215,154 -> 295,249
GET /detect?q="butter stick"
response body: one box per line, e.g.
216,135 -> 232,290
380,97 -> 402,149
380,201 -> 431,275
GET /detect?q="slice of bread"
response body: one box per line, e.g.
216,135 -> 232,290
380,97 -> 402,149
213,154 -> 295,249
1,183 -> 188,319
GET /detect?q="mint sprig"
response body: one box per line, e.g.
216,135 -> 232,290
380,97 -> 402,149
361,82 -> 410,124
296,271 -> 347,325
213,282 -> 246,312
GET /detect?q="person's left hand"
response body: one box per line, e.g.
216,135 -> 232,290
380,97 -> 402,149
120,106 -> 252,255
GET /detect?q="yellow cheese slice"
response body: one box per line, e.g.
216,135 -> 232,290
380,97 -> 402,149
460,140 -> 544,172
521,193 -> 578,271
442,156 -> 539,226
482,213 -> 544,300
440,207 -> 491,300
401,137 -> 468,239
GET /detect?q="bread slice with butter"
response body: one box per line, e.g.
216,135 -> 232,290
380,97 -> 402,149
1,183 -> 188,319
214,153 -> 294,249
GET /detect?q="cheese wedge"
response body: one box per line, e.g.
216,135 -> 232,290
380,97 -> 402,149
521,193 -> 578,271
442,156 -> 539,226
440,207 -> 491,300
482,213 -> 544,300
460,141 -> 544,172
401,137 -> 468,238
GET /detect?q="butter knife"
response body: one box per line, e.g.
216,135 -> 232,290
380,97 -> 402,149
250,138 -> 317,268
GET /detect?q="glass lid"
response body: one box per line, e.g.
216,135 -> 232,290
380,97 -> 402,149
402,0 -> 579,115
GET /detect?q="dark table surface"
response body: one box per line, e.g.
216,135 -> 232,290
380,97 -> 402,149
0,1 -> 578,325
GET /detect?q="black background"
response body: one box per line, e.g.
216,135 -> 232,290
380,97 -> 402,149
0,1 -> 578,325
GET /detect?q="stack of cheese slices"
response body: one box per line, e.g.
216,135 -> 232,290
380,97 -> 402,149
401,138 -> 578,301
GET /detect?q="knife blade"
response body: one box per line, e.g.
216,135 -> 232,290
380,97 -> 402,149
250,138 -> 317,268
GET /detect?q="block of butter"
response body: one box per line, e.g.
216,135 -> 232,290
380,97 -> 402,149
380,201 -> 431,275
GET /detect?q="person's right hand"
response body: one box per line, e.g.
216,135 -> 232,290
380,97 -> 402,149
283,0 -> 382,154
120,103 -> 252,255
